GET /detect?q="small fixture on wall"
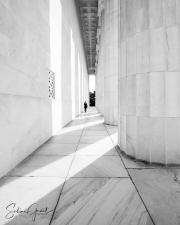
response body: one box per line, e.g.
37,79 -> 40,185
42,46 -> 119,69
49,70 -> 55,99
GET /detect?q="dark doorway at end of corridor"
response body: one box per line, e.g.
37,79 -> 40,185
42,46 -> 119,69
89,91 -> 95,106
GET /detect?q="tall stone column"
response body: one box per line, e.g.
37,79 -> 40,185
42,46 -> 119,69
104,0 -> 118,125
96,0 -> 105,116
119,0 -> 180,165
95,31 -> 100,113
95,48 -> 100,111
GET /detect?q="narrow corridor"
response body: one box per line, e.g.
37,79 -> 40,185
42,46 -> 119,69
0,107 -> 180,225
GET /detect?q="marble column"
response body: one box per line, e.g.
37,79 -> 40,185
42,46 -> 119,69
119,0 -> 180,165
104,0 -> 118,125
95,39 -> 100,112
96,0 -> 105,116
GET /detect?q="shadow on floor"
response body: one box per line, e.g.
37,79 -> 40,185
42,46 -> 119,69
1,108 -> 180,225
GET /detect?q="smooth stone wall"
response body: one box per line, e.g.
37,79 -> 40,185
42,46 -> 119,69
104,0 -> 118,125
0,0 -> 89,179
118,0 -> 180,165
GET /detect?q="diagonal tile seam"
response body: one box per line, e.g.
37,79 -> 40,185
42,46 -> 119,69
103,122 -> 156,225
49,112 -> 105,223
49,113 -> 89,225
115,149 -> 156,224
49,112 -> 126,224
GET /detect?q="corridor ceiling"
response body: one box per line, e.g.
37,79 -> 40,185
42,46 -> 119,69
75,0 -> 98,74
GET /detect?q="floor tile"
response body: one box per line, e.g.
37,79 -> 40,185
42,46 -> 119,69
76,114 -> 88,117
87,113 -> 100,116
85,114 -> 100,118
51,178 -> 153,225
50,135 -> 81,144
67,120 -> 87,125
86,118 -> 102,122
0,176 -> 65,225
109,133 -> 118,138
75,144 -> 119,156
65,123 -> 85,129
65,124 -> 85,128
82,131 -> 109,136
106,127 -> 118,132
85,120 -> 104,124
54,129 -> 83,136
9,155 -> 74,177
105,124 -> 118,130
128,169 -> 180,225
85,121 -> 104,125
67,156 -> 129,177
80,136 -> 113,144
105,125 -> 118,133
83,126 -> 106,131
33,143 -> 78,156
110,133 -> 118,145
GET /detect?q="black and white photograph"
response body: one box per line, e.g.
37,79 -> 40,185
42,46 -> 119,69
0,0 -> 179,224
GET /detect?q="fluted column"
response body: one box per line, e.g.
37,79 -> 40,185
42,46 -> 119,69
95,46 -> 100,111
104,0 -> 118,125
100,10 -> 105,116
95,0 -> 105,116
119,0 -> 180,165
96,5 -> 105,115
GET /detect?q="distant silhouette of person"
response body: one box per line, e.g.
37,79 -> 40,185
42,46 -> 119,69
84,101 -> 88,113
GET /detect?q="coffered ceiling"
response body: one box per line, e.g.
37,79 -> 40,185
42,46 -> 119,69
75,0 -> 98,74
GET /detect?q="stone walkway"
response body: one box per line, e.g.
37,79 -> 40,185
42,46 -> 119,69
0,107 -> 180,224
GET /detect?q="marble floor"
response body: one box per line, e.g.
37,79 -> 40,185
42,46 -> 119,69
0,107 -> 179,224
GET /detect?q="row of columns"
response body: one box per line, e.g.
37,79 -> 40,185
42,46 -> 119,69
96,0 -> 180,165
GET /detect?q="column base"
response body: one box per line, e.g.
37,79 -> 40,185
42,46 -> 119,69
117,146 -> 180,167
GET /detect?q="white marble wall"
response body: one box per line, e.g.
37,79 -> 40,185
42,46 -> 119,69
104,0 -> 118,125
0,0 -> 88,178
119,0 -> 180,165
60,0 -> 89,125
